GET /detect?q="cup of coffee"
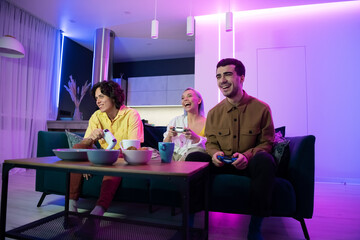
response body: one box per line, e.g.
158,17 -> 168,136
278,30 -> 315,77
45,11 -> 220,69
120,139 -> 141,150
158,142 -> 175,163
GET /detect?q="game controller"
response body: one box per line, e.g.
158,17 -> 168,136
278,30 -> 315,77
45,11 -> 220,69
217,155 -> 237,164
103,129 -> 117,150
172,127 -> 187,133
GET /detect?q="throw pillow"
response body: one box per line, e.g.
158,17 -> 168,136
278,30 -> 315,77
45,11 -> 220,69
272,130 -> 291,178
65,130 -> 84,148
275,126 -> 286,137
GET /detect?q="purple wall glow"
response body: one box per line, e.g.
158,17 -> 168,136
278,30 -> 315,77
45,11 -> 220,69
195,1 -> 360,183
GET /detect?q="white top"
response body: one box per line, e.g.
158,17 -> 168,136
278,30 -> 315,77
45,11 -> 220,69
163,115 -> 207,158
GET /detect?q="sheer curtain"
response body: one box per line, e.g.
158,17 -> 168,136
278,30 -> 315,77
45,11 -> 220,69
0,1 -> 61,168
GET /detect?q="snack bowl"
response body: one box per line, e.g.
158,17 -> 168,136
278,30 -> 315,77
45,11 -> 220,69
122,149 -> 152,165
53,149 -> 89,161
86,149 -> 120,165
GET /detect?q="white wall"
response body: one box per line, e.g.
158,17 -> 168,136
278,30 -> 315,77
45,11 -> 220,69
195,1 -> 360,183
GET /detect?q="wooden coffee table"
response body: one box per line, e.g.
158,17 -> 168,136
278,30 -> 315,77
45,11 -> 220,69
1,157 -> 209,240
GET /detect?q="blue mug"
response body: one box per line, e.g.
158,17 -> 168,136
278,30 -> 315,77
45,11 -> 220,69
158,142 -> 175,163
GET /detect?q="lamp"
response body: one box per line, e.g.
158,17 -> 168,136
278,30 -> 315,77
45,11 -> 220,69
187,16 -> 195,36
186,0 -> 194,36
225,11 -> 233,32
0,35 -> 25,58
225,0 -> 233,32
151,20 -> 159,39
151,0 -> 159,39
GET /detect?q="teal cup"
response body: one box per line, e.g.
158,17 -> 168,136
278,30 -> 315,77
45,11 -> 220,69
158,142 -> 175,163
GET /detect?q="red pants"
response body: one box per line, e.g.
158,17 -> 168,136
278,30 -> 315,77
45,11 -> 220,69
69,173 -> 122,210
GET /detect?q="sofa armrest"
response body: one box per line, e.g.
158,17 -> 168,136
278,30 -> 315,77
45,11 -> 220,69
36,131 -> 69,157
36,131 -> 69,192
286,135 -> 315,219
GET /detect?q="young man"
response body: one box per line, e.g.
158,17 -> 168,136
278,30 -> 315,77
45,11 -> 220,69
70,80 -> 144,236
205,58 -> 276,240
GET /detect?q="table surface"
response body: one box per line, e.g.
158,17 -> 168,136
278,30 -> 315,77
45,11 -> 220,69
4,156 -> 209,177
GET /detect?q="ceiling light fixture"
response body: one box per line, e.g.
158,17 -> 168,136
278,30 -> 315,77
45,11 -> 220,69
226,12 -> 233,32
225,0 -> 233,32
186,0 -> 194,36
187,16 -> 195,36
151,0 -> 159,39
0,35 -> 25,58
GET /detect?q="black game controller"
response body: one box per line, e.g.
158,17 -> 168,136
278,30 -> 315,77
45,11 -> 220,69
217,155 -> 237,164
172,127 -> 187,133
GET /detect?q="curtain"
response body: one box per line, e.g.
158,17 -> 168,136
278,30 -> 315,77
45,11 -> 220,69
0,0 -> 61,168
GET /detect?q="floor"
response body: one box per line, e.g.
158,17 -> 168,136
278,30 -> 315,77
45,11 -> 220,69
1,169 -> 360,240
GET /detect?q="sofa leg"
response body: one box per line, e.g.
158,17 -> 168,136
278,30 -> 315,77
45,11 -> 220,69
294,217 -> 310,240
37,192 -> 48,207
149,204 -> 153,213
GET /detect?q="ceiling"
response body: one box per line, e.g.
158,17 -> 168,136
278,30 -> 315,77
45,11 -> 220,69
7,0 -> 351,62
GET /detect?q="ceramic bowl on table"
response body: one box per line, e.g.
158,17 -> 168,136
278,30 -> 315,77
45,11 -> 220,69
86,149 -> 120,165
122,149 -> 152,165
53,149 -> 89,161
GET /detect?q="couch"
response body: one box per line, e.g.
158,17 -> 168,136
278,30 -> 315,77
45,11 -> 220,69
35,127 -> 315,240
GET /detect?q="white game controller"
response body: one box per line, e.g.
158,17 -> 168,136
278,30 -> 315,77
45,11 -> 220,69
172,126 -> 187,133
103,129 -> 117,149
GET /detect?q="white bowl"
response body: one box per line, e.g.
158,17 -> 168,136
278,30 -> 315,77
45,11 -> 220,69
122,149 -> 152,165
86,149 -> 120,165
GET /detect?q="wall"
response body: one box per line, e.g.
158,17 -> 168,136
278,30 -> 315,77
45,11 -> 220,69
195,1 -> 360,183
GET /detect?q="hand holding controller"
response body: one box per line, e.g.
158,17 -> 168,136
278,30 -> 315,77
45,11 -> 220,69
103,129 -> 117,150
172,127 -> 188,133
217,155 -> 237,164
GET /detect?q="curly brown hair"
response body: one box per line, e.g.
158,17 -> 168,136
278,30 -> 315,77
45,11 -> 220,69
91,81 -> 125,109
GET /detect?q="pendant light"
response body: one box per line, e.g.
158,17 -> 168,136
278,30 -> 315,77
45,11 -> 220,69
151,0 -> 159,39
187,16 -> 195,36
186,0 -> 194,36
225,0 -> 233,32
0,35 -> 25,58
